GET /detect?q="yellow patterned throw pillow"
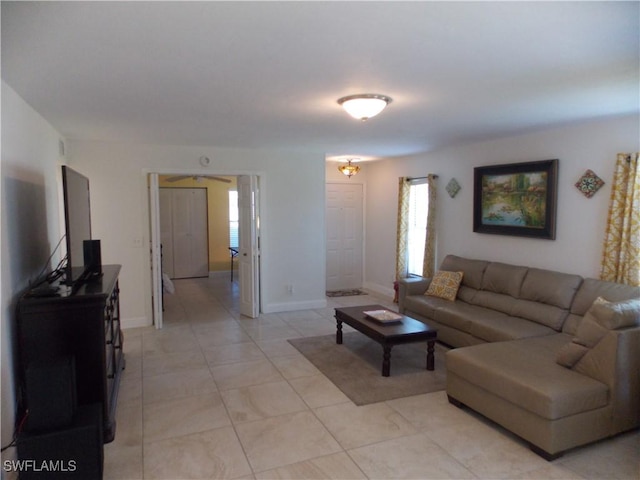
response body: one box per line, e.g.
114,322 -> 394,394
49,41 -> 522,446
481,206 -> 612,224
425,271 -> 464,301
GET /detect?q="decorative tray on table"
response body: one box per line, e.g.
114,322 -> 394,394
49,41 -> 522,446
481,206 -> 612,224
363,309 -> 403,324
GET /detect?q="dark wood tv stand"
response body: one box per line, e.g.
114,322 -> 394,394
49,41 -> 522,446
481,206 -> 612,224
17,264 -> 124,443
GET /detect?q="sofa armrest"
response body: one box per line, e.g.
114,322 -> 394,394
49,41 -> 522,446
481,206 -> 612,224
398,276 -> 431,313
574,326 -> 640,433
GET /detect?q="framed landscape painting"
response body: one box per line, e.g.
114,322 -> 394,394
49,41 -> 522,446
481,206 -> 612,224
473,159 -> 558,239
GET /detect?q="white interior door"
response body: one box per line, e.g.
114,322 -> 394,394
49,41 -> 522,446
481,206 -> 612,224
169,188 -> 209,279
149,173 -> 163,329
326,183 -> 363,291
238,175 -> 259,318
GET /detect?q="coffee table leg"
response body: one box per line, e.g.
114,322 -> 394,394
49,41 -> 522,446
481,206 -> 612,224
426,340 -> 435,371
336,319 -> 343,344
382,345 -> 392,377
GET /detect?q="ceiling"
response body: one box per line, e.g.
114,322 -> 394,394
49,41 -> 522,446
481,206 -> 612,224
2,2 -> 638,160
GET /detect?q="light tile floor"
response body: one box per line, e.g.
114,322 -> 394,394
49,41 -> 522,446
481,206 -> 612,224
104,276 -> 639,479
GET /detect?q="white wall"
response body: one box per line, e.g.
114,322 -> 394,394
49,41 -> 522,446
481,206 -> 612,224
364,115 -> 640,292
67,141 -> 327,327
1,81 -> 65,466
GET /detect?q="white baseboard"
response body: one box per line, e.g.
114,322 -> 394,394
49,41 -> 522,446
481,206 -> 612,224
363,281 -> 395,302
262,299 -> 327,314
122,316 -> 151,329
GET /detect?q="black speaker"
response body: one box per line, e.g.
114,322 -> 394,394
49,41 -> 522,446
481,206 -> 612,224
25,357 -> 77,432
83,239 -> 102,276
17,404 -> 103,480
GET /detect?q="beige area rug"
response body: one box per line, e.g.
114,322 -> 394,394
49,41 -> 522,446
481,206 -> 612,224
288,332 -> 448,406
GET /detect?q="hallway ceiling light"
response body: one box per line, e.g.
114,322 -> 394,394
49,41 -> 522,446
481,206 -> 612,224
337,94 -> 392,121
338,159 -> 361,178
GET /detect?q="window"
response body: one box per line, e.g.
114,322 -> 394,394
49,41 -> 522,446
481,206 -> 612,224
229,190 -> 239,248
407,180 -> 430,276
395,175 -> 436,291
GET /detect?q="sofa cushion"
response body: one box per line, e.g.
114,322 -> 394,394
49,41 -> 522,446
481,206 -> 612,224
573,327 -> 640,390
570,278 -> 640,316
562,313 -> 583,336
481,262 -> 527,298
447,335 -> 609,420
456,285 -> 478,304
468,313 -> 556,343
556,299 -> 606,367
440,255 -> 488,290
511,298 -> 570,331
573,297 -> 640,346
425,270 -> 463,301
557,297 -> 640,368
556,342 -> 590,368
519,268 -> 583,310
591,297 -> 640,329
431,301 -> 480,332
404,294 -> 453,320
573,319 -> 607,348
472,291 -> 518,315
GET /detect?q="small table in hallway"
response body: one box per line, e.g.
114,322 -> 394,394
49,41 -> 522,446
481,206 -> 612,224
334,304 -> 438,377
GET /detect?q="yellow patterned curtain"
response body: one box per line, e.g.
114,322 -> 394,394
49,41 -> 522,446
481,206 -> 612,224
600,153 -> 640,286
422,174 -> 437,278
395,177 -> 411,282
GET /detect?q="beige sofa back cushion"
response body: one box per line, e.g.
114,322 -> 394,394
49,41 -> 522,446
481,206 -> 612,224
570,278 -> 640,316
472,291 -> 518,315
481,262 -> 528,298
440,255 -> 488,290
519,268 -> 583,310
511,299 -> 570,331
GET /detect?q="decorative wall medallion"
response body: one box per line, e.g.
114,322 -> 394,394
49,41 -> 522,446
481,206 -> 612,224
575,169 -> 604,198
446,178 -> 461,198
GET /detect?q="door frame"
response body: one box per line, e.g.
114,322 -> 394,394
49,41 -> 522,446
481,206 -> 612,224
147,169 -> 264,328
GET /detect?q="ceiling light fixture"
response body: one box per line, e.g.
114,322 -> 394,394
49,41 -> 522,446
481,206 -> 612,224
337,94 -> 392,121
338,159 -> 361,178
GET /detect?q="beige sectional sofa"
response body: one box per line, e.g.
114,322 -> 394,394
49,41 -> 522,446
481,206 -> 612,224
397,255 -> 640,459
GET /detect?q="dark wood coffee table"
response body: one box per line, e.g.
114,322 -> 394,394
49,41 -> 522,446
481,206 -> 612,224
334,304 -> 438,377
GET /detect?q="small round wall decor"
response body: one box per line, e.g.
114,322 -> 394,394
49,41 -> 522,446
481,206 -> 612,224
575,169 -> 604,198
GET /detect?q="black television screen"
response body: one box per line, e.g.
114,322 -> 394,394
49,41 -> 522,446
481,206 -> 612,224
61,166 -> 92,285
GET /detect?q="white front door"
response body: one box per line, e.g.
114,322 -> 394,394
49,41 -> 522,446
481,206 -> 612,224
326,183 -> 364,291
238,175 -> 260,318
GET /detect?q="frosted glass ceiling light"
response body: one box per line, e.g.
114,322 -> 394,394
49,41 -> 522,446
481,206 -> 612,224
338,159 -> 361,178
337,94 -> 392,121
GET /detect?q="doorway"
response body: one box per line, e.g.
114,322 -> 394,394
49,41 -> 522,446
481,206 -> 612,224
326,182 -> 364,291
149,173 -> 261,328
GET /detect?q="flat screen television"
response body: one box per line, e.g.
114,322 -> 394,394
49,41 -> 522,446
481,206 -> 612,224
61,166 -> 92,285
